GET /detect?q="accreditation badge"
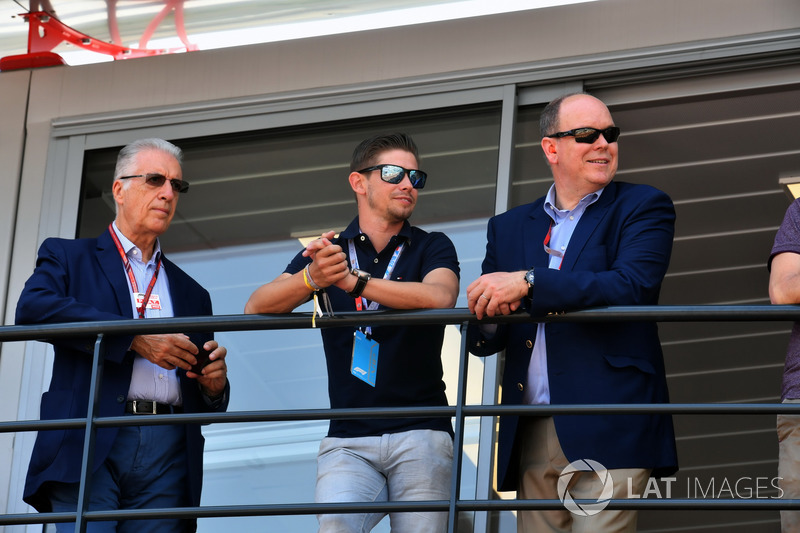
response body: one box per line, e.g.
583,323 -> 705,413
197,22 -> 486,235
351,330 -> 379,387
134,293 -> 162,310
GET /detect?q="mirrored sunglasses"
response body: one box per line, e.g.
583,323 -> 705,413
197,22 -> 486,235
119,173 -> 189,193
545,126 -> 621,144
357,164 -> 427,189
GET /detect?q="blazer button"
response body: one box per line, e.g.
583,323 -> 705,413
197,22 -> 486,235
517,383 -> 524,391
525,340 -> 533,349
116,395 -> 125,403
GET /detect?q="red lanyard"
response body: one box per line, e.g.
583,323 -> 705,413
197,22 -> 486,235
543,221 -> 565,270
108,224 -> 161,319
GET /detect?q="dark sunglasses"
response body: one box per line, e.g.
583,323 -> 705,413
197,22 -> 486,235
119,173 -> 189,193
357,164 -> 427,189
545,126 -> 621,144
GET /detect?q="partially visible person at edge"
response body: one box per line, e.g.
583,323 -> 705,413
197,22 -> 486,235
245,132 -> 459,532
768,197 -> 800,533
16,138 -> 230,533
466,93 -> 678,532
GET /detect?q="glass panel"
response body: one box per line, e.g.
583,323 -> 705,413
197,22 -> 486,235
511,104 -> 552,209
78,103 -> 500,250
77,103 -> 501,531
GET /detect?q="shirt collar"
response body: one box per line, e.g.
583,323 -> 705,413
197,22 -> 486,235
543,184 -> 605,221
339,217 -> 413,247
111,221 -> 162,265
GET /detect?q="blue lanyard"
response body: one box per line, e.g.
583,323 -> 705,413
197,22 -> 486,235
348,238 -> 404,312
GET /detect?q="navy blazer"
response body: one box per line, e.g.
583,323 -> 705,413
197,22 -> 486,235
469,181 -> 678,491
16,229 -> 229,525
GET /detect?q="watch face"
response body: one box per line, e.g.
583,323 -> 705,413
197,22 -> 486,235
525,270 -> 535,285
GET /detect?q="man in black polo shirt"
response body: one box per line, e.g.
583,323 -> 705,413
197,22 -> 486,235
245,132 -> 459,532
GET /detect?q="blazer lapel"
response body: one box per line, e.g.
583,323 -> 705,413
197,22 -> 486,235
161,257 -> 188,318
523,201 -> 552,270
96,229 -> 135,316
559,181 -> 617,272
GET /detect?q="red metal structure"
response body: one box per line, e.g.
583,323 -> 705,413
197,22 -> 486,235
107,0 -> 197,52
0,0 -> 195,71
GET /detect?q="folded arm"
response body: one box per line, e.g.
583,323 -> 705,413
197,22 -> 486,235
336,266 -> 459,309
244,232 -> 349,314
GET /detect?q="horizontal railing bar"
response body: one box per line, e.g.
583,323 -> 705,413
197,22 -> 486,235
6,498 -> 800,526
0,512 -> 77,526
6,403 -> 800,433
5,304 -> 799,527
2,304 -> 800,342
87,501 -> 451,520
460,499 -> 800,511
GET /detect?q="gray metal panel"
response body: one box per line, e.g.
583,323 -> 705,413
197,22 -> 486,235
615,85 -> 798,533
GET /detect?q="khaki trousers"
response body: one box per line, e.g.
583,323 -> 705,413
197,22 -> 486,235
517,417 -> 650,533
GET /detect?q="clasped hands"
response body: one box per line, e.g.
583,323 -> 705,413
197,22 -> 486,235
467,271 -> 528,320
130,335 -> 227,397
302,230 -> 356,293
302,231 -> 528,319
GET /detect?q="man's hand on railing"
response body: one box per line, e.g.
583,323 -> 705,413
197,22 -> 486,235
466,271 -> 526,319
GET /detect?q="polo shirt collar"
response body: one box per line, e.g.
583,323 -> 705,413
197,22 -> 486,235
339,217 -> 413,247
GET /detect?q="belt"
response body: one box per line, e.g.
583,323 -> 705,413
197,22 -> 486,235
125,400 -> 183,415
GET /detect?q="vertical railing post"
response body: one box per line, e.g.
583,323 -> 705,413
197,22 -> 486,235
74,333 -> 106,533
447,321 -> 472,533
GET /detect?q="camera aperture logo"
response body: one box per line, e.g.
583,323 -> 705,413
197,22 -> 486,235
557,459 -> 614,516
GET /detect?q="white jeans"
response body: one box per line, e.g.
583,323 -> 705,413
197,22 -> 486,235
779,399 -> 800,532
315,429 -> 453,533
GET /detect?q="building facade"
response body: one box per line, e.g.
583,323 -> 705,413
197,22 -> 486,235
1,0 -> 799,531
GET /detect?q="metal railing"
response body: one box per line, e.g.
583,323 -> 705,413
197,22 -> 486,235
2,304 -> 800,531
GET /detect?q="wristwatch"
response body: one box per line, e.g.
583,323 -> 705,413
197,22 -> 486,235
524,268 -> 535,299
347,268 -> 372,298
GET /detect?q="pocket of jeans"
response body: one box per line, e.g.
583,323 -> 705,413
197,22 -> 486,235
422,429 -> 453,461
777,402 -> 800,443
317,436 -> 341,457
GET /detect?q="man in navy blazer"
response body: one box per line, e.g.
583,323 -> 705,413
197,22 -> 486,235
16,138 -> 229,532
467,94 -> 677,532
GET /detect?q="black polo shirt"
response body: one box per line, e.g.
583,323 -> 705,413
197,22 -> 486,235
286,217 -> 460,438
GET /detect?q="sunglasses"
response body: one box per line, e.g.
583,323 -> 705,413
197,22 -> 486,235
119,173 -> 189,193
357,164 -> 427,189
545,126 -> 621,144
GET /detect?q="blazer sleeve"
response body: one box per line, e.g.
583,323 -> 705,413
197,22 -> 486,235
15,238 -> 135,362
466,215 -> 512,356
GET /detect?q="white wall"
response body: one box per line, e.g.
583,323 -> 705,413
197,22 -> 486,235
0,68 -> 30,519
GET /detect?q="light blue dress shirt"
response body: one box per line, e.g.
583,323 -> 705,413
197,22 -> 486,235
524,184 -> 603,405
111,222 -> 181,406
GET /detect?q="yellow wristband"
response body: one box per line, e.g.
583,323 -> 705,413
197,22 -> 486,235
304,264 -> 323,291
302,267 -> 315,291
